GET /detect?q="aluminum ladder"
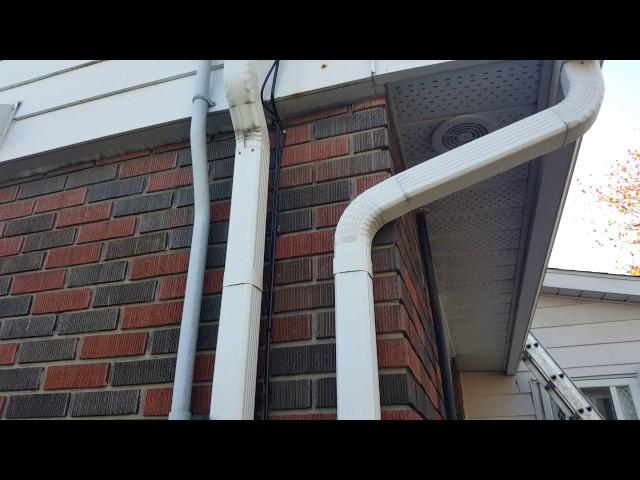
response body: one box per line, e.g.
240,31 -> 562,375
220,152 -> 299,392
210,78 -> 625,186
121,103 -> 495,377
522,332 -> 603,420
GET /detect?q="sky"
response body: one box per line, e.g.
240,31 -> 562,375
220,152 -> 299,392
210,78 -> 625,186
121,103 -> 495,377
549,61 -> 640,275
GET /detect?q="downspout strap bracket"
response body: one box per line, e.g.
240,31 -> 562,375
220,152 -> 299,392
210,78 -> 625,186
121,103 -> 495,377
193,95 -> 216,108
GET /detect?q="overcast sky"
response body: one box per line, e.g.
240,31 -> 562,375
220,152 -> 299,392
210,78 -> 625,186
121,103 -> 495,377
549,60 -> 640,275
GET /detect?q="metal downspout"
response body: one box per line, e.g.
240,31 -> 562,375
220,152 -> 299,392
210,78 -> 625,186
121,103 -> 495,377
169,60 -> 212,420
416,211 -> 457,420
333,60 -> 604,420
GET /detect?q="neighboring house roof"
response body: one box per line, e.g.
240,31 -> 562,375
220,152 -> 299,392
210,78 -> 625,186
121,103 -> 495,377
541,268 -> 640,303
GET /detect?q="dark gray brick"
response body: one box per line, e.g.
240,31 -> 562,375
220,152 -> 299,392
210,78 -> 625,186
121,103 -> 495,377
175,179 -> 233,207
22,228 -> 76,252
4,213 -> 55,237
278,180 -> 351,211
0,277 -> 11,296
353,127 -> 389,153
0,367 -> 42,391
0,252 -> 44,275
104,232 -> 167,260
17,176 -> 66,199
169,222 -> 229,249
270,380 -> 312,410
68,261 -> 127,287
267,210 -> 313,235
313,108 -> 387,139
176,140 -> 235,167
149,324 -> 218,354
139,207 -> 193,233
0,315 -> 55,339
87,177 -> 146,203
70,389 -> 139,417
0,296 -> 32,318
379,372 -> 434,420
315,311 -> 335,339
209,158 -> 235,179
17,338 -> 77,364
66,164 -> 118,188
111,357 -> 176,386
205,245 -> 226,268
270,343 -> 336,376
5,393 -> 69,418
200,295 -> 221,322
113,191 -> 174,217
93,280 -> 156,307
314,377 -> 336,408
58,308 -> 119,335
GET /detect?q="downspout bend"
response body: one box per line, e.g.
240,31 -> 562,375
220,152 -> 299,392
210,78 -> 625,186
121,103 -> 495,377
333,60 -> 604,420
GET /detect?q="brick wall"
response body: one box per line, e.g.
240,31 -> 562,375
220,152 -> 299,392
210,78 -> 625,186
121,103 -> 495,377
0,96 -> 445,419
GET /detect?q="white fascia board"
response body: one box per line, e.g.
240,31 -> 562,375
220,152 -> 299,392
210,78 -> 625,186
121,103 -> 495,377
544,269 -> 640,297
0,60 -> 465,168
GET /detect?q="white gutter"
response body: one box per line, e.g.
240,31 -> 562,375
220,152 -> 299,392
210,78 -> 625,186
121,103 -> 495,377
210,60 -> 271,419
169,60 -> 212,420
333,60 -> 605,420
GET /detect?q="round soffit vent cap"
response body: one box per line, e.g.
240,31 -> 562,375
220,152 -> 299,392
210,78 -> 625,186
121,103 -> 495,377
431,114 -> 498,153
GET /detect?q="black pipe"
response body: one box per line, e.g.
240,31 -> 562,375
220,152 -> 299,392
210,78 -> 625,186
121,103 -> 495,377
416,210 -> 457,420
261,61 -> 283,420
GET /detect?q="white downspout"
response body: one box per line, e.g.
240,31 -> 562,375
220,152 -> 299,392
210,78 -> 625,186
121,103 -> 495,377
169,60 -> 212,420
210,60 -> 271,419
333,60 -> 604,419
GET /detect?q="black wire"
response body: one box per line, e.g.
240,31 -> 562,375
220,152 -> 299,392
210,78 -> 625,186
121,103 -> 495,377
261,60 -> 283,420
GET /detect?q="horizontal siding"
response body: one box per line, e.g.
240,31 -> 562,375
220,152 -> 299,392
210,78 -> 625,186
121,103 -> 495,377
462,295 -> 640,419
0,61 -> 98,90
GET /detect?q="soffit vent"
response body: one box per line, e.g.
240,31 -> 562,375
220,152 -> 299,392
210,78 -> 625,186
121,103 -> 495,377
431,114 -> 497,153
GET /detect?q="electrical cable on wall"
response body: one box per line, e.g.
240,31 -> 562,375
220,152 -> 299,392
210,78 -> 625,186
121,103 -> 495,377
260,60 -> 283,420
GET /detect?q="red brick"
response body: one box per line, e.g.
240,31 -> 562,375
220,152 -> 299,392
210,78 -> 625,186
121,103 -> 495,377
315,202 -> 348,228
122,301 -> 184,329
154,141 -> 191,154
46,243 -> 101,268
44,363 -> 109,390
0,199 -> 34,221
0,344 -> 18,365
211,201 -> 231,222
0,186 -> 18,204
356,172 -> 391,195
80,332 -> 147,359
158,270 -> 223,300
143,388 -> 172,416
130,252 -> 190,280
277,165 -> 313,190
34,188 -> 87,213
373,275 -> 402,301
271,413 -> 337,420
32,288 -> 91,314
281,137 -> 349,167
0,237 -> 23,257
148,168 -> 193,192
377,338 -> 423,387
194,354 -> 214,382
271,124 -> 311,146
381,409 -> 423,420
284,105 -> 350,126
120,152 -> 177,178
57,202 -> 112,227
315,255 -> 333,280
352,97 -> 387,111
97,149 -> 152,165
0,396 -> 5,416
11,269 -> 66,294
77,217 -> 136,243
275,230 -> 334,260
272,315 -> 312,343
143,385 -> 211,417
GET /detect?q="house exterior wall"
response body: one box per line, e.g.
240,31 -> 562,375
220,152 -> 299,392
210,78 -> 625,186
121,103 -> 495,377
0,97 -> 445,419
460,294 -> 640,419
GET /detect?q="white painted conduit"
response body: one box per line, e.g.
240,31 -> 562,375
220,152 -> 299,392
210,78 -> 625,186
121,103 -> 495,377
210,61 -> 271,419
333,60 -> 604,419
169,60 -> 212,420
